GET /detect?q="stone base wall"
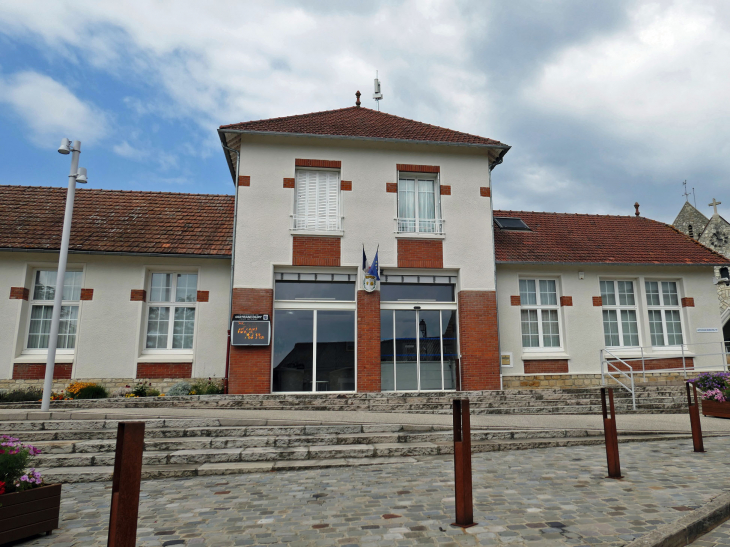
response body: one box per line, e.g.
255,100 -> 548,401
0,377 -> 213,395
502,372 -> 695,389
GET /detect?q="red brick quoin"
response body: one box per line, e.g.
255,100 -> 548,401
592,296 -> 603,306
228,288 -> 273,394
9,287 -> 29,300
292,236 -> 341,266
295,159 -> 341,169
130,289 -> 146,302
340,180 -> 352,191
440,185 -> 451,196
13,363 -> 72,380
80,289 -> 94,301
283,178 -> 295,189
458,290 -> 500,390
397,239 -> 443,269
560,296 -> 573,307
136,363 -> 192,379
386,182 -> 398,193
357,290 -> 380,392
197,291 -> 209,302
681,297 -> 695,307
524,360 -> 569,374
238,176 -> 251,187
510,295 -> 521,306
396,164 -> 440,173
480,187 -> 491,197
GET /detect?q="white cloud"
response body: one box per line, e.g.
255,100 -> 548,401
0,71 -> 109,147
112,140 -> 148,159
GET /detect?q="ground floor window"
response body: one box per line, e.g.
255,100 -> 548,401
26,269 -> 82,351
380,309 -> 457,391
272,309 -> 355,392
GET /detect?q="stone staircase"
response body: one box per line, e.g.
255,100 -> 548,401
0,385 -> 689,414
2,413 -> 699,484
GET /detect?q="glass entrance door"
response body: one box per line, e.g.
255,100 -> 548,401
380,309 -> 457,391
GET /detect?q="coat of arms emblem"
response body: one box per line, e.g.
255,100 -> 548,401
363,274 -> 376,293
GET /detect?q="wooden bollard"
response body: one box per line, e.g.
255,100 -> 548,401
601,388 -> 622,479
452,399 -> 476,528
107,422 -> 145,547
686,382 -> 705,453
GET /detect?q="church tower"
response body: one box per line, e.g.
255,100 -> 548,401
672,201 -> 709,240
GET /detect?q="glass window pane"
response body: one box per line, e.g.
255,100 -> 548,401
272,310 -> 314,392
648,309 -> 664,346
665,309 -> 683,345
520,309 -> 539,347
398,179 -> 416,232
150,273 -> 172,302
316,311 -> 355,392
418,310 -> 442,390
539,280 -> 557,306
28,305 -> 53,348
602,309 -> 620,346
379,284 -> 454,302
417,179 -> 436,232
395,310 -> 418,390
62,271 -> 83,301
274,281 -> 356,301
620,309 -> 639,346
146,306 -> 170,348
617,281 -> 635,306
441,310 -> 458,390
175,274 -> 198,302
600,280 -> 616,306
541,309 -> 560,347
380,310 -> 395,391
661,282 -> 679,306
56,305 -> 79,349
172,307 -> 196,349
519,279 -> 537,306
33,270 -> 54,301
645,281 -> 660,306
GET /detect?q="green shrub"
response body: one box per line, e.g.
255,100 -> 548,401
73,385 -> 109,399
146,388 -> 160,397
190,378 -> 224,395
167,381 -> 192,396
0,387 -> 43,402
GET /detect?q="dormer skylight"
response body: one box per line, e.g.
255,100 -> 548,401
494,217 -> 531,231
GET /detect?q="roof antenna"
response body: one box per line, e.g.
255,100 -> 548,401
373,71 -> 383,111
692,187 -> 697,209
682,180 -> 690,202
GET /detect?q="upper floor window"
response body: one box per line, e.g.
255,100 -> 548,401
600,280 -> 640,347
145,272 -> 197,350
27,270 -> 83,350
645,281 -> 683,346
293,169 -> 341,231
397,176 -> 442,233
519,278 -> 561,349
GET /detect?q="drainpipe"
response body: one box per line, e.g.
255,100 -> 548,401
487,167 -> 503,391
222,143 -> 241,394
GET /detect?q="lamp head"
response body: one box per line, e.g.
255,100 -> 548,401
58,137 -> 71,155
76,167 -> 88,184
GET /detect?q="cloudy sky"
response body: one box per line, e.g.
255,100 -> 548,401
0,0 -> 728,223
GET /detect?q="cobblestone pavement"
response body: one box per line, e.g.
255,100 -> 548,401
22,436 -> 730,547
692,520 -> 730,546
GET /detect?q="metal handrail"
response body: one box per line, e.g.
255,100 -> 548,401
394,217 -> 445,235
600,349 -> 636,410
290,214 -> 343,231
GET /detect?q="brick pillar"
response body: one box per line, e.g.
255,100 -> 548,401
457,290 -> 500,390
228,288 -> 273,394
357,290 -> 381,392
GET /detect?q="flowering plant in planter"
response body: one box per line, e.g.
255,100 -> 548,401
0,435 -> 43,494
689,372 -> 730,400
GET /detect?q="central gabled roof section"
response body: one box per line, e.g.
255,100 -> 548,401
218,106 -> 510,182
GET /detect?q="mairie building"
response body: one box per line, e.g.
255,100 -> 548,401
1,100 -> 728,394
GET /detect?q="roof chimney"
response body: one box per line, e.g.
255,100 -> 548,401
634,202 -> 640,217
355,90 -> 361,107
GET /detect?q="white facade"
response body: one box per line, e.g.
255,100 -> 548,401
0,252 -> 230,380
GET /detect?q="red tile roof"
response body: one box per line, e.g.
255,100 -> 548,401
220,106 -> 506,147
493,210 -> 729,265
0,186 -> 234,257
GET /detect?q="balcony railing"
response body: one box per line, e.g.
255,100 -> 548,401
395,217 -> 445,234
290,215 -> 343,232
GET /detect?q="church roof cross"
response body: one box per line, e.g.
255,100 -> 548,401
709,198 -> 722,216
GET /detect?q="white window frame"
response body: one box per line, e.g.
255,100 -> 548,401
645,279 -> 685,348
519,277 -> 563,351
600,279 -> 641,348
24,268 -> 83,354
396,172 -> 443,234
142,271 -> 198,354
291,168 -> 342,232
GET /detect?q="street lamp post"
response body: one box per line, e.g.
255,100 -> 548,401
40,138 -> 87,411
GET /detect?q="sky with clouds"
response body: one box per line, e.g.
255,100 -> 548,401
0,0 -> 728,223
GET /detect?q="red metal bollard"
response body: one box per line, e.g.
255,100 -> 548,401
601,388 -> 622,479
108,422 -> 145,547
452,399 -> 476,528
686,381 -> 705,453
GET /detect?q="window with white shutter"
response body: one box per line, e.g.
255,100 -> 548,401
293,170 -> 341,231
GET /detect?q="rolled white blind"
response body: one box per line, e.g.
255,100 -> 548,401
296,170 -> 339,230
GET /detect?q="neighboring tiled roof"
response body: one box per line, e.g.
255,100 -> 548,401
220,106 -> 506,147
0,186 -> 234,256
493,210 -> 730,265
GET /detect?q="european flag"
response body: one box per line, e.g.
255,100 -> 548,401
366,246 -> 380,280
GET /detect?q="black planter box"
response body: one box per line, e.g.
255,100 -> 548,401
0,483 -> 61,545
